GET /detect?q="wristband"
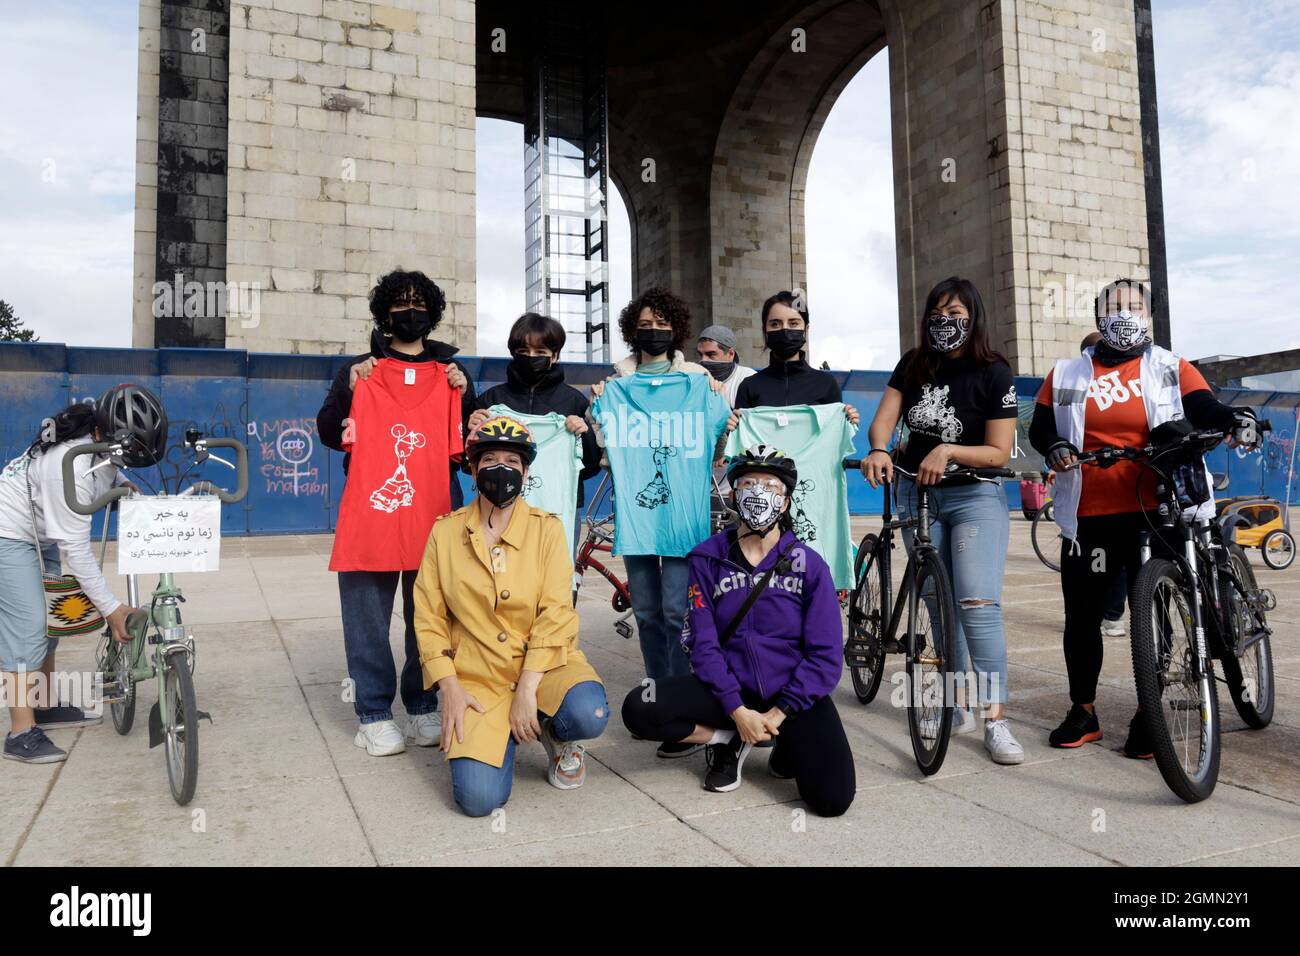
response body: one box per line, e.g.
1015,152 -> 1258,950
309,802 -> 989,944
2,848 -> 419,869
869,447 -> 890,456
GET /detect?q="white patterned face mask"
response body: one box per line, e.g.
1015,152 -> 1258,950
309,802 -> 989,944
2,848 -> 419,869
736,485 -> 785,532
1098,310 -> 1151,353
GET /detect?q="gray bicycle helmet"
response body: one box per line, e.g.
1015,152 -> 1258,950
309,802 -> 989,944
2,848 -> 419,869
95,383 -> 169,468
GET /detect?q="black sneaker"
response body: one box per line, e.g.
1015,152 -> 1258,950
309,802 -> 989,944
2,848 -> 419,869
1048,704 -> 1103,748
3,727 -> 67,764
34,705 -> 102,730
703,736 -> 753,792
1122,710 -> 1155,759
656,740 -> 703,759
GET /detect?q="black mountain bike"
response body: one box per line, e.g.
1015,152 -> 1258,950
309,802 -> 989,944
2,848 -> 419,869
1075,423 -> 1276,803
843,458 -> 1015,774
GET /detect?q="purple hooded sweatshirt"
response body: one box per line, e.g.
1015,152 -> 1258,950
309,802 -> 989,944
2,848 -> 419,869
682,528 -> 843,716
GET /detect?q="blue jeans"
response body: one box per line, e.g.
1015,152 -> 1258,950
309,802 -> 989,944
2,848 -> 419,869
337,569 -> 439,723
897,477 -> 1010,706
450,680 -> 609,817
623,554 -> 690,680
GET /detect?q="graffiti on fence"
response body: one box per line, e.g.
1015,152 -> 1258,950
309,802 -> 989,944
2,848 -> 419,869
250,417 -> 326,497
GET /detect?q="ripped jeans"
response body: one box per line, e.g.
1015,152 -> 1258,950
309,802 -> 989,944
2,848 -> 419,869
897,476 -> 1010,706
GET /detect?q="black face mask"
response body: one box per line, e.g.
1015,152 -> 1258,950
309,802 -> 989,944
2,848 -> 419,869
511,354 -> 552,386
387,307 -> 431,343
701,359 -> 736,382
766,329 -> 805,359
475,462 -> 523,509
634,328 -> 674,356
926,314 -> 971,353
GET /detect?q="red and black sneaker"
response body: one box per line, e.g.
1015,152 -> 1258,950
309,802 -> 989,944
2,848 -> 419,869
1121,710 -> 1155,759
1048,704 -> 1103,748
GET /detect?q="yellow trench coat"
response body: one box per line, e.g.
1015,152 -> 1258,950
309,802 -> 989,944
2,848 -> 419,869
413,498 -> 602,766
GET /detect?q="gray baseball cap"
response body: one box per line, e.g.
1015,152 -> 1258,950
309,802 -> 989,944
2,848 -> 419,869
697,324 -> 738,352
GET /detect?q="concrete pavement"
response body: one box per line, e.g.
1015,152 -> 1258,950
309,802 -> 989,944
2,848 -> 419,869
5,518 -> 1299,866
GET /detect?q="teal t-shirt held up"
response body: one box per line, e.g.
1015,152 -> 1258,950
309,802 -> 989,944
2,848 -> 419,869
487,405 -> 583,551
725,402 -> 858,588
591,372 -> 730,558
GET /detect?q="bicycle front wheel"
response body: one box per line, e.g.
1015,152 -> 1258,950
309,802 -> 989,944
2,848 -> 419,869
906,552 -> 956,775
162,649 -> 200,805
847,533 -> 887,704
1130,559 -> 1220,803
1031,502 -> 1061,572
1220,544 -> 1274,728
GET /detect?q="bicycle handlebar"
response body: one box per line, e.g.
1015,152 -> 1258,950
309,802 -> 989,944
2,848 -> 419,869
61,437 -> 249,515
842,458 -> 1014,482
1074,420 -> 1270,470
191,437 -> 249,504
61,443 -> 133,515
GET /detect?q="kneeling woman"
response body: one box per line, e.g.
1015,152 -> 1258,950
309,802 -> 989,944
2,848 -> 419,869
413,416 -> 607,817
621,446 -> 855,817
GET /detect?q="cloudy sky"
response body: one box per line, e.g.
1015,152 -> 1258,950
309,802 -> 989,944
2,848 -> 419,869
2,0 -> 1297,370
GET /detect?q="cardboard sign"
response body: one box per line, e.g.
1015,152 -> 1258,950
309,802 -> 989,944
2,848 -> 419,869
118,497 -> 222,574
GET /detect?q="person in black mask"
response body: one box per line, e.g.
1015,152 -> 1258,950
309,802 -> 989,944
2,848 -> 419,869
467,313 -> 602,528
696,324 -> 755,408
733,291 -> 860,427
316,268 -> 476,756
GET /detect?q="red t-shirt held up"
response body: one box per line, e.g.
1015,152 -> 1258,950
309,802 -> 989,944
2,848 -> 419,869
329,359 -> 464,572
1036,354 -> 1209,517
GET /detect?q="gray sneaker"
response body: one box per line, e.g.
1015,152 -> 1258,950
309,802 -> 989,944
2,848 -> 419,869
540,719 -> 587,790
953,707 -> 979,735
3,727 -> 68,764
984,718 -> 1025,765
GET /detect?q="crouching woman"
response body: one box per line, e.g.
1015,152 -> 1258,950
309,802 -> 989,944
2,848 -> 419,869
413,415 -> 608,817
621,446 -> 855,817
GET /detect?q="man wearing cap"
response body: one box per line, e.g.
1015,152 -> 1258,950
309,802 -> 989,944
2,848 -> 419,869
697,325 -> 756,408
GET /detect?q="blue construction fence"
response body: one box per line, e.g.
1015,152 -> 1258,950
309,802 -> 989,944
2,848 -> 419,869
2,341 -> 1297,536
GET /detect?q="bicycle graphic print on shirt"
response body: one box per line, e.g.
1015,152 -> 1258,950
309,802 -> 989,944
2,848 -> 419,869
792,478 -> 817,542
635,441 -> 676,509
369,423 -> 426,513
907,384 -> 964,442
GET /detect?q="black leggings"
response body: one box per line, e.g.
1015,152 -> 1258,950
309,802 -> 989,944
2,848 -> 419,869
1060,511 -> 1174,704
621,675 -> 855,817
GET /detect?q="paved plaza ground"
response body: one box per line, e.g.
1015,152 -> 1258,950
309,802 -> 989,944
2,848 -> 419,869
4,517 -> 1299,866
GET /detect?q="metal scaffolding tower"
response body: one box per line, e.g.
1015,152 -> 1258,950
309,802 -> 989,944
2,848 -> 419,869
523,2 -> 610,363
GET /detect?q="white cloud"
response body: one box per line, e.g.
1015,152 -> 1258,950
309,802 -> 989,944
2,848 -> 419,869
1154,0 -> 1300,359
0,1 -> 137,345
804,52 -> 898,371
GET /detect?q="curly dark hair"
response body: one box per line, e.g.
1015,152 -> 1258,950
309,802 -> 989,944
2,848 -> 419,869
368,269 -> 446,329
618,286 -> 692,358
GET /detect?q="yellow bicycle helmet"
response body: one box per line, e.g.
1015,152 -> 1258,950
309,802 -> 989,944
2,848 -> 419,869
466,414 -> 537,465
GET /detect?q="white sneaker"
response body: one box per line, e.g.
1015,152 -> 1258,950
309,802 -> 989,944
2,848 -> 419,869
1100,618 -> 1127,637
984,718 -> 1025,765
953,707 -> 979,735
541,719 -> 587,790
405,711 -> 442,747
354,719 -> 406,756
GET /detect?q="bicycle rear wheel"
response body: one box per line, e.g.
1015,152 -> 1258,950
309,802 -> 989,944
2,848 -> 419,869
906,553 -> 956,775
1220,544 -> 1275,728
162,649 -> 200,805
846,533 -> 887,704
1130,559 -> 1220,803
1031,503 -> 1061,572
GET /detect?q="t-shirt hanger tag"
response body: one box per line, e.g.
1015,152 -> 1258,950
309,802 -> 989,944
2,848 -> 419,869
404,367 -> 416,386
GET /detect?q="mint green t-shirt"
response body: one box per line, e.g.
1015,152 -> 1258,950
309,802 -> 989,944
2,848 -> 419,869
725,403 -> 858,588
487,405 -> 583,551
